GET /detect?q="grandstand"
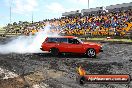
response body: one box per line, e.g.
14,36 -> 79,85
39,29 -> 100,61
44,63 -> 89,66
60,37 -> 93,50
60,2 -> 132,38
0,27 -> 5,37
106,2 -> 132,12
81,7 -> 105,16
62,10 -> 81,17
2,2 -> 132,39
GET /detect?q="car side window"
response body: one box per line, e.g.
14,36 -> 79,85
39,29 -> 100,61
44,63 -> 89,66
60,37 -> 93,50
59,38 -> 68,43
47,38 -> 57,43
68,39 -> 80,44
68,38 -> 74,44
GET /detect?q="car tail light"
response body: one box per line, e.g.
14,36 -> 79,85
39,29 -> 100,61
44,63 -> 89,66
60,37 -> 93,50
45,38 -> 48,41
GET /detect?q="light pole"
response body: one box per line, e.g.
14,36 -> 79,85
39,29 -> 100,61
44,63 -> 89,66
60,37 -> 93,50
10,0 -> 13,24
10,5 -> 11,24
32,12 -> 34,24
88,0 -> 89,9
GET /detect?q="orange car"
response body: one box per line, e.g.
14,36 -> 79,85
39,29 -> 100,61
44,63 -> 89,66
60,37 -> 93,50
40,36 -> 103,57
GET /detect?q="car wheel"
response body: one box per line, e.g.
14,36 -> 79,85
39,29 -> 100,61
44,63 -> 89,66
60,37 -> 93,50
50,48 -> 59,56
86,48 -> 96,58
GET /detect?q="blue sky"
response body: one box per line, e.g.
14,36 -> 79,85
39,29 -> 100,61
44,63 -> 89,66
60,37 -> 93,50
0,0 -> 131,27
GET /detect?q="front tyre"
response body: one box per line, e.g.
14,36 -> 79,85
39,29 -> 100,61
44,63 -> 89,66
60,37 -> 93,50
86,48 -> 96,58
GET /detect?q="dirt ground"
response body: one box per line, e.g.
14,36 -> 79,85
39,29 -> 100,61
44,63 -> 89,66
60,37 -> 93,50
0,38 -> 132,88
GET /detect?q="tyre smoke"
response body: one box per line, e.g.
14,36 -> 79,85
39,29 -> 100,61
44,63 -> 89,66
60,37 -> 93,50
0,24 -> 59,54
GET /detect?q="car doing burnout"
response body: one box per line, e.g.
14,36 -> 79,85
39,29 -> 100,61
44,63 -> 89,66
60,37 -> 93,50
40,36 -> 103,57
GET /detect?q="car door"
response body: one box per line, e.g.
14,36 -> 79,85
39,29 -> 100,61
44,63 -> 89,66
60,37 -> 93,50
43,38 -> 57,51
67,38 -> 83,53
56,38 -> 69,52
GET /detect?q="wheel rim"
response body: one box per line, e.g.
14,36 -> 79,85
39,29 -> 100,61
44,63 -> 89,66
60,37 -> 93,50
87,49 -> 95,57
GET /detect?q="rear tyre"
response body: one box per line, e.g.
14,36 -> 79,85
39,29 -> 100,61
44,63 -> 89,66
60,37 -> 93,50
50,48 -> 59,56
86,48 -> 96,58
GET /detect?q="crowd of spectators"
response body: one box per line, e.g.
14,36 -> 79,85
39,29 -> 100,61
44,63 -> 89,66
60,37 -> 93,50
60,9 -> 132,36
4,9 -> 132,37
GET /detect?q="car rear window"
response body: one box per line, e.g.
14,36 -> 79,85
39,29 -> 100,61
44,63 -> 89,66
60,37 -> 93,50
47,38 -> 57,43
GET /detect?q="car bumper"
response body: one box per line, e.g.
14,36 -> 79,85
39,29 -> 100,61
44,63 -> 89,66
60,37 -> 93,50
100,49 -> 103,52
40,48 -> 44,51
99,47 -> 103,52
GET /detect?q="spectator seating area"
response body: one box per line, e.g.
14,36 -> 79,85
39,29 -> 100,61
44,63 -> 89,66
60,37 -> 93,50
60,9 -> 132,36
2,2 -> 132,38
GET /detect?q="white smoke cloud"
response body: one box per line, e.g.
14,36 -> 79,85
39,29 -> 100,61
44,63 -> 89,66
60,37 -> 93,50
0,24 -> 59,54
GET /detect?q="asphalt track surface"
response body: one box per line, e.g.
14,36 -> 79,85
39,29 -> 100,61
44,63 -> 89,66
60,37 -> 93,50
0,38 -> 132,88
